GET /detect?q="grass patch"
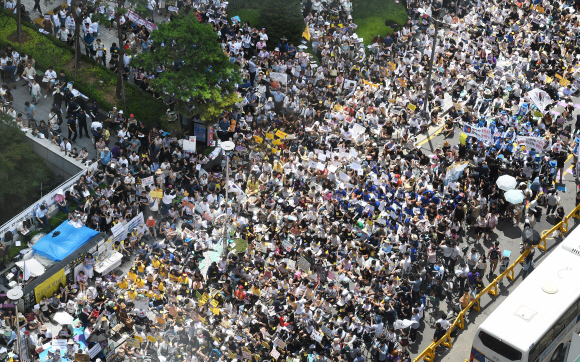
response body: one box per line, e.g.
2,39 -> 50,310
7,242 -> 30,259
235,9 -> 261,27
351,0 -> 408,46
228,238 -> 248,254
203,146 -> 216,156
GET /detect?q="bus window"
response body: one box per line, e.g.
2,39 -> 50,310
529,329 -> 553,362
478,331 -> 523,361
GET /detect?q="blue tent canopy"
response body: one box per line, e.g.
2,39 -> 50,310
32,222 -> 98,262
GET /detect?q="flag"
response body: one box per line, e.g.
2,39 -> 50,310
302,26 -> 311,41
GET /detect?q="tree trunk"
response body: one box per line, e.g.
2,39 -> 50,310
71,0 -> 85,78
16,0 -> 21,51
115,7 -> 124,99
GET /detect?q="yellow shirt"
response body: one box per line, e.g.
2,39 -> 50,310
152,259 -> 161,269
118,280 -> 128,290
127,290 -> 137,300
247,180 -> 259,192
158,282 -> 165,292
137,264 -> 145,273
128,271 -> 137,282
135,279 -> 146,288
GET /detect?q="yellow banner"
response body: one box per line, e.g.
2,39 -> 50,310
146,335 -> 157,343
35,268 -> 65,303
559,78 -> 571,87
149,190 -> 163,199
275,130 -> 288,139
407,103 -> 417,111
272,139 -> 282,146
254,135 -> 263,143
265,133 -> 274,139
363,80 -> 379,90
387,62 -> 397,71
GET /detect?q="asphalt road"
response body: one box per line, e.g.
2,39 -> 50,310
408,97 -> 580,361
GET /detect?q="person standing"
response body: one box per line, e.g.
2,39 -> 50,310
31,79 -> 41,105
43,66 -> 57,98
487,241 -> 501,279
547,191 -> 560,217
77,108 -> 89,139
147,0 -> 156,22
83,253 -> 95,280
67,114 -> 77,142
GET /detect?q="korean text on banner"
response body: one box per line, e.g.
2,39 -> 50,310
35,268 -> 66,302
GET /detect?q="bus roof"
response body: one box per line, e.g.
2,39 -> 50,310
476,230 -> 580,352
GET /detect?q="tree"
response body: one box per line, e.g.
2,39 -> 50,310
258,0 -> 303,50
133,12 -> 242,126
0,115 -> 56,224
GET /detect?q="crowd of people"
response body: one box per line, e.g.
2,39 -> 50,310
1,0 -> 579,360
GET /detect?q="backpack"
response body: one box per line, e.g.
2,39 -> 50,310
537,193 -> 547,206
490,247 -> 499,260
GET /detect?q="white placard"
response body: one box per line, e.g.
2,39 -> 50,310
89,343 -> 102,358
52,339 -> 68,349
183,139 -> 196,152
141,176 -> 154,187
311,330 -> 323,342
111,222 -> 124,237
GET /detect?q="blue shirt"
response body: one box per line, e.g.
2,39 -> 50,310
100,150 -> 112,165
35,207 -> 47,218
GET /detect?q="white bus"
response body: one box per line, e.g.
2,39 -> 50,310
469,226 -> 580,362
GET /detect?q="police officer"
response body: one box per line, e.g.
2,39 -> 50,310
77,108 -> 89,139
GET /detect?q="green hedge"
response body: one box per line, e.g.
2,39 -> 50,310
0,10 -> 166,127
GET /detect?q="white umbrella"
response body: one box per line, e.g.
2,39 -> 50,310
496,175 -> 517,191
53,311 -> 74,325
394,319 -> 417,329
504,189 -> 525,204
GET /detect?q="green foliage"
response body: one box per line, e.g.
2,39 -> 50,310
0,10 -> 166,128
258,0 -> 304,49
227,0 -> 263,26
133,13 -> 242,126
351,0 -> 407,46
0,115 -> 56,225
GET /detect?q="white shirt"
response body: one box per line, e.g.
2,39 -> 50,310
148,0 -> 156,10
44,69 -> 57,82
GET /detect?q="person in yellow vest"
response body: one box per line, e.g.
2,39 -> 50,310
128,267 -> 138,282
158,264 -> 168,278
137,262 -> 146,276
146,273 -> 154,284
134,277 -> 146,289
156,277 -> 165,293
127,287 -> 138,300
117,277 -> 129,290
151,255 -> 161,269
179,273 -> 189,286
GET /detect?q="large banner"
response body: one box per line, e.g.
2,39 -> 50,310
463,125 -> 492,143
35,268 -> 66,302
516,136 -> 545,152
112,212 -> 145,242
126,10 -> 158,32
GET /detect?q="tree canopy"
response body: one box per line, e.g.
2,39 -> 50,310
133,13 -> 242,125
259,0 -> 304,49
0,116 -> 56,224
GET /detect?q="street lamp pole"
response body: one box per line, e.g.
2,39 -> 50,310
220,141 -> 235,257
7,287 -> 23,360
